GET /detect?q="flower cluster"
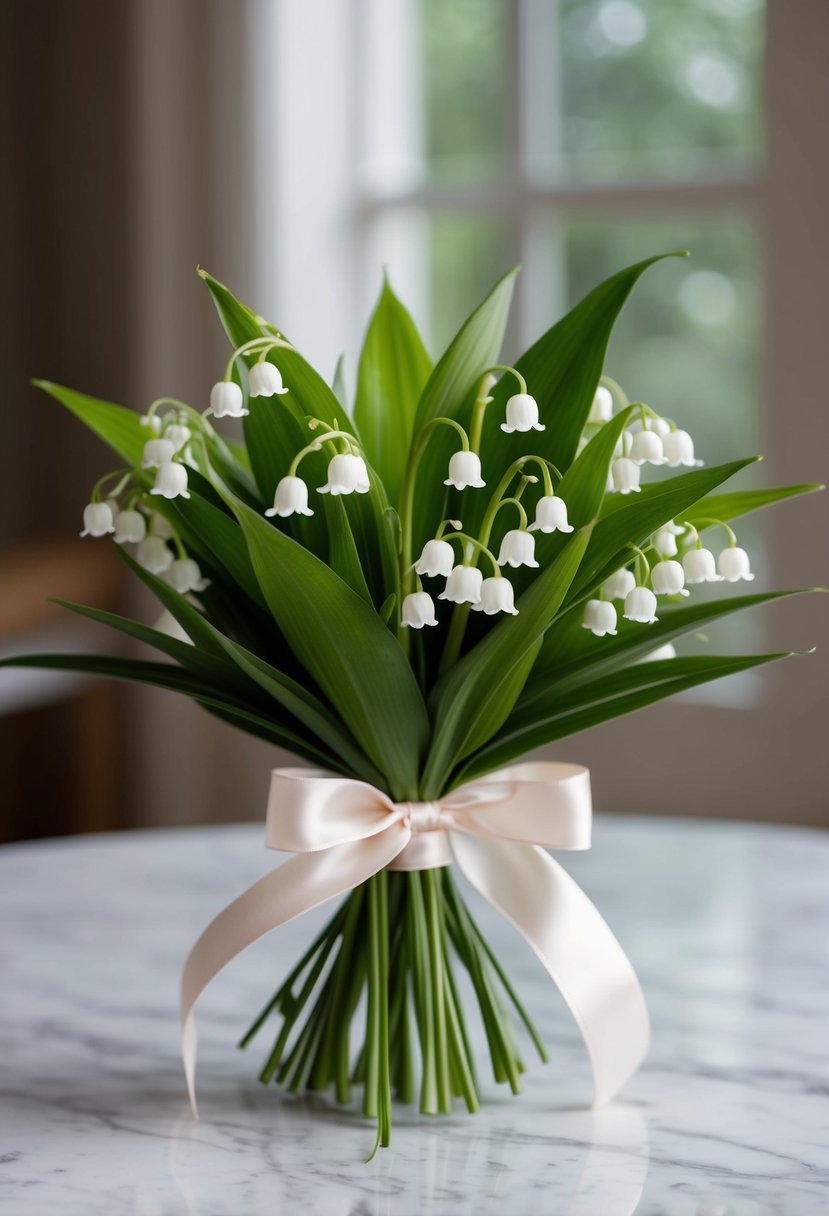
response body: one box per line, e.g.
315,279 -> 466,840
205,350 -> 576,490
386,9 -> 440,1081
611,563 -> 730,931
80,339 -> 756,655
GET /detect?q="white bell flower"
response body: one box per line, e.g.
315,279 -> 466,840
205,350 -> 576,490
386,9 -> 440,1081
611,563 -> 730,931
142,438 -> 175,469
140,413 -> 162,434
472,577 -> 519,616
415,538 -> 455,578
165,423 -> 191,453
653,527 -> 679,557
113,509 -> 147,544
150,461 -> 190,500
629,428 -> 667,465
80,502 -> 115,538
663,429 -> 702,468
717,546 -> 755,582
265,476 -> 314,517
501,393 -> 545,433
602,567 -> 636,601
629,415 -> 671,438
401,592 -> 438,629
588,385 -> 614,424
208,381 -> 247,418
444,450 -> 485,490
623,586 -> 659,623
529,495 -> 573,534
661,520 -> 685,535
154,610 -> 192,645
439,565 -> 483,605
318,453 -> 370,496
165,558 -> 211,594
682,548 -> 722,584
497,529 -> 539,569
611,457 -> 641,494
248,362 -> 289,398
136,536 -> 173,574
651,559 -> 690,597
582,599 -> 617,637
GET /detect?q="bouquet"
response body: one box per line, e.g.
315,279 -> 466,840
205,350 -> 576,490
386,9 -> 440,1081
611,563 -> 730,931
7,253 -> 818,1153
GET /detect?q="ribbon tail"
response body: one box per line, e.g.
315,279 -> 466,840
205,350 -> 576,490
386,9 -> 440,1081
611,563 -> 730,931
180,829 -> 407,1116
450,834 -> 650,1108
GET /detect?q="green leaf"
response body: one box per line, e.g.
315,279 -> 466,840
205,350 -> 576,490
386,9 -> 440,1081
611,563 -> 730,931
460,651 -> 792,780
569,458 -> 758,604
526,587 -> 818,702
34,380 -> 147,466
332,353 -> 349,410
0,652 -> 336,769
682,483 -> 824,529
421,526 -> 593,797
225,495 -> 429,800
355,276 -> 433,506
323,496 -> 373,603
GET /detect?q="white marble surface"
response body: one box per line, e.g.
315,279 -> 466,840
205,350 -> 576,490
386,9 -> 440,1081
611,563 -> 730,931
2,817 -> 828,1216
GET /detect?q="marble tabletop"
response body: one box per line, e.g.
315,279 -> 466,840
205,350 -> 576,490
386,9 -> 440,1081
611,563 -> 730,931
2,817 -> 828,1216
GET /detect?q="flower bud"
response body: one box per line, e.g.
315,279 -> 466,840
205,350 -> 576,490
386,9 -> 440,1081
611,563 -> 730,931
611,457 -> 641,494
651,559 -> 689,597
415,538 -> 455,578
401,592 -> 438,629
141,413 -> 162,434
472,576 -> 519,616
717,546 -> 755,582
208,381 -> 247,418
582,599 -> 617,637
652,527 -> 679,558
142,438 -> 176,469
165,558 -> 211,594
601,567 -> 636,601
628,415 -> 670,438
629,429 -> 667,466
80,502 -> 115,538
497,529 -> 539,569
136,536 -> 173,574
248,362 -> 289,398
662,429 -> 701,468
501,393 -> 545,433
682,547 -> 722,584
444,450 -> 485,490
439,565 -> 483,605
113,509 -> 147,544
150,461 -> 190,500
588,386 -> 613,424
165,424 -> 191,453
318,453 -> 370,496
265,475 -> 314,517
529,495 -> 573,534
623,586 -> 659,623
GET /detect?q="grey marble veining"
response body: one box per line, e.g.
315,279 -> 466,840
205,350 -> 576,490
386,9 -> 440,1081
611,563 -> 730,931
1,817 -> 828,1215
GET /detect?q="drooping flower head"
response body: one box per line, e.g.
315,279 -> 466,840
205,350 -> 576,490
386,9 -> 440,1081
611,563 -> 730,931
249,362 -> 289,398
80,502 -> 115,538
582,599 -> 617,637
150,462 -> 191,500
266,476 -> 314,518
414,538 -> 455,578
529,496 -> 573,534
445,450 -> 485,490
473,577 -> 519,616
401,592 -> 439,629
501,393 -> 544,434
439,565 -> 483,605
497,529 -> 539,569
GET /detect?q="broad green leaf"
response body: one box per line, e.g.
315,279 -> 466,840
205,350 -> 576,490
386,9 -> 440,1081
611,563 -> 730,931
526,588 -> 818,701
323,496 -> 373,603
34,380 -> 147,466
355,276 -> 433,506
568,458 -> 758,604
459,651 -> 791,781
332,353 -> 349,410
682,483 -> 824,529
421,526 -> 593,797
225,495 -> 429,800
0,652 -> 336,769
463,254 -> 683,540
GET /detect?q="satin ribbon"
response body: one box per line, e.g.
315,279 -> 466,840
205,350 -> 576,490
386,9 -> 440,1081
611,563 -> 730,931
181,762 -> 649,1115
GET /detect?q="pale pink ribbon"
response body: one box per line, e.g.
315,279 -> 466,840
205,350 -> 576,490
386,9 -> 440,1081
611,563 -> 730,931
181,761 -> 649,1115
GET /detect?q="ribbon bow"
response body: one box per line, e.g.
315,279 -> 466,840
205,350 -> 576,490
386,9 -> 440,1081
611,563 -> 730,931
181,762 -> 649,1114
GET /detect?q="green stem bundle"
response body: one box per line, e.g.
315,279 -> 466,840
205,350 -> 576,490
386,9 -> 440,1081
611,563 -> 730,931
239,867 -> 546,1153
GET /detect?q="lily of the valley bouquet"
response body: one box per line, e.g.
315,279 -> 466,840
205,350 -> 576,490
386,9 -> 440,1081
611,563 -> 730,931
9,254 -> 819,1152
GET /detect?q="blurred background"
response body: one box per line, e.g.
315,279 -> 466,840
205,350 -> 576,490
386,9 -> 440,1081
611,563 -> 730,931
1,0 -> 826,841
